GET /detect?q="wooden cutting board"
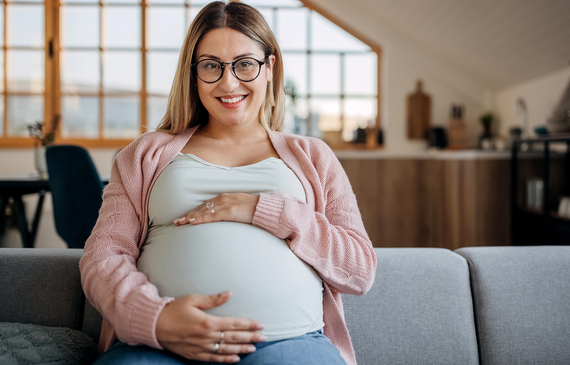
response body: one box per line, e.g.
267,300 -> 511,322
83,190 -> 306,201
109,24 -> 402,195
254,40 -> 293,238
407,80 -> 431,140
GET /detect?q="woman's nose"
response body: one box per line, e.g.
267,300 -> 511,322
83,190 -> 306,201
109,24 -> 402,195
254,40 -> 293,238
218,66 -> 241,92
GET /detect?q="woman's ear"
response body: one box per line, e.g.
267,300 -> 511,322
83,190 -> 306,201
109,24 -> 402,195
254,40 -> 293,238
266,54 -> 276,82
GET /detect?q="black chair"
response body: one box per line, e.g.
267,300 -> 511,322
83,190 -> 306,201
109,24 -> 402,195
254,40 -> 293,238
46,145 -> 104,248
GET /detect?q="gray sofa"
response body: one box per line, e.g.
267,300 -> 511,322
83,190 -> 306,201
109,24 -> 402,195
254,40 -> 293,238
1,246 -> 569,365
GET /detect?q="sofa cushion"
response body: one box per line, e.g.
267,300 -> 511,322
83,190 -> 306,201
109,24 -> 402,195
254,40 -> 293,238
343,248 -> 479,365
455,246 -> 570,365
0,248 -> 84,330
0,322 -> 98,365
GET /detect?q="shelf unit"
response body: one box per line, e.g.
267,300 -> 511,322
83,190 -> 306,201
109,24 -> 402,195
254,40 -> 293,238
511,136 -> 570,245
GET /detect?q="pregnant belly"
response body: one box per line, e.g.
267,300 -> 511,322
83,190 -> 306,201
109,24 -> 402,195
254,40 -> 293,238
137,222 -> 324,341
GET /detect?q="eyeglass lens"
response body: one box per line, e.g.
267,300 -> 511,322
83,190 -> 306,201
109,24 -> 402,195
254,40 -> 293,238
196,58 -> 262,83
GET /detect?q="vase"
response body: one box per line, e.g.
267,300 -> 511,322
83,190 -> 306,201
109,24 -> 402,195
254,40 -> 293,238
34,146 -> 48,179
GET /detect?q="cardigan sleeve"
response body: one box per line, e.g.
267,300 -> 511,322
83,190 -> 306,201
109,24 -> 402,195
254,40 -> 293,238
79,161 -> 174,349
252,140 -> 376,295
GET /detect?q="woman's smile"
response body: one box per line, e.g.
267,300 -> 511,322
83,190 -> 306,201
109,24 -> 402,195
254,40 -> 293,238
217,94 -> 248,109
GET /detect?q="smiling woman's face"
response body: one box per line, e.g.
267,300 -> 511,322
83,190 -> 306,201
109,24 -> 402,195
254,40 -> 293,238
194,27 -> 274,130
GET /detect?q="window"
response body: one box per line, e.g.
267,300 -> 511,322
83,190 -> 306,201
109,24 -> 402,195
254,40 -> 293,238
244,0 -> 379,141
0,0 -> 380,148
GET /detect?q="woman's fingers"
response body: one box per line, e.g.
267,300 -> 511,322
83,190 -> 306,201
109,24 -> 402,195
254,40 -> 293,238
173,193 -> 259,226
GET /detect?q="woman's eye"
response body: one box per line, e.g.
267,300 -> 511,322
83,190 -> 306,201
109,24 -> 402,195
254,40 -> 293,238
238,61 -> 254,68
203,62 -> 220,70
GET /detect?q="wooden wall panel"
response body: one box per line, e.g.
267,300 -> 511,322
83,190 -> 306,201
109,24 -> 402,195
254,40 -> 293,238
340,157 -> 511,249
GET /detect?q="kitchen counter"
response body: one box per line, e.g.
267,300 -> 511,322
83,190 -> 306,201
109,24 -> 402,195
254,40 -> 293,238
334,149 -> 511,160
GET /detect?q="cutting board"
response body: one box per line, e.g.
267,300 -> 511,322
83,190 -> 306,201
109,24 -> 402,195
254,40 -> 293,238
407,80 -> 431,139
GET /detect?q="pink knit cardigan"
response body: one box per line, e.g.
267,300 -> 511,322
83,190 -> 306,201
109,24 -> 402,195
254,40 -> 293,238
79,126 -> 376,365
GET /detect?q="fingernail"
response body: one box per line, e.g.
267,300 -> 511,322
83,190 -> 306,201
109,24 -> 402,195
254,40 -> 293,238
256,323 -> 265,330
258,334 -> 267,342
188,218 -> 195,222
172,218 -> 180,224
230,356 -> 240,363
248,346 -> 256,353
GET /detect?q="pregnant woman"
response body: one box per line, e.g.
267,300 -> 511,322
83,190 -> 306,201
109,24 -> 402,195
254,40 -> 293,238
80,2 -> 376,364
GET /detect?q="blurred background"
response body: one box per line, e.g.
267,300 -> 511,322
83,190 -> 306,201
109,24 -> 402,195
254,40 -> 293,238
1,0 -> 570,249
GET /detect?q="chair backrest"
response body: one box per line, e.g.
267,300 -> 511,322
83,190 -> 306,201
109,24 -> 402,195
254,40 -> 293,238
46,145 -> 104,248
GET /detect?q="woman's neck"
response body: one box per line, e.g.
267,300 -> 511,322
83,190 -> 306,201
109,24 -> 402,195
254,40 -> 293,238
199,121 -> 267,145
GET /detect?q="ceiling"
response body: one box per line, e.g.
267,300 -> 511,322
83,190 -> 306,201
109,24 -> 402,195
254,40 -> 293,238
350,0 -> 570,89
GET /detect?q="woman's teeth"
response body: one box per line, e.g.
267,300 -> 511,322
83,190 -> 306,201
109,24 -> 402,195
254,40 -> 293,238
220,96 -> 245,104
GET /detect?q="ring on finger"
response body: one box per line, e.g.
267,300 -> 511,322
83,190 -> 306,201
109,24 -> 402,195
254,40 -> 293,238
212,342 -> 220,354
220,331 -> 224,344
206,202 -> 215,214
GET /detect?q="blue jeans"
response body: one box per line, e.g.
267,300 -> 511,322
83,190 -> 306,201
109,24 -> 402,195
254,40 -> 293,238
92,329 -> 347,365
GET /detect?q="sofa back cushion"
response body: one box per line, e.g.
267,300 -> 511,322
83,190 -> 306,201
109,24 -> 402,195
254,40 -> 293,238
455,246 -> 570,365
0,248 -> 85,329
342,248 -> 479,365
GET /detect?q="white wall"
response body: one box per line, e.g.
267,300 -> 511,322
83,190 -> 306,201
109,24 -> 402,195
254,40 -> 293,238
309,0 -> 493,151
495,67 -> 570,138
0,148 -> 117,248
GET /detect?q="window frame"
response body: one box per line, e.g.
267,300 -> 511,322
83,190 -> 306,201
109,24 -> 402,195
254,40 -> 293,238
0,0 -> 382,149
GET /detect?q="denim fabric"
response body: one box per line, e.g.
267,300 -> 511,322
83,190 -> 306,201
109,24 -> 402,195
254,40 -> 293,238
92,329 -> 346,365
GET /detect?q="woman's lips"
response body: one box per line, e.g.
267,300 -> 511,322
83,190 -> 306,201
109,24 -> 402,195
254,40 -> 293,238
217,95 -> 247,109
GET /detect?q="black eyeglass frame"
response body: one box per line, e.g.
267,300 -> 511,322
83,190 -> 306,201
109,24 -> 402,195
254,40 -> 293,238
191,57 -> 268,84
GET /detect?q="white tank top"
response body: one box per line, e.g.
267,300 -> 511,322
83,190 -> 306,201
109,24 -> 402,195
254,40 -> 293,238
137,153 -> 324,341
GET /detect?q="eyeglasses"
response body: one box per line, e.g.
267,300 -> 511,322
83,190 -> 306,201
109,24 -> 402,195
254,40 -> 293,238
191,57 -> 267,83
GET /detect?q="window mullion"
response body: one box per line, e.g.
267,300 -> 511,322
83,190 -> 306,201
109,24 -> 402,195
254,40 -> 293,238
140,0 -> 147,134
98,1 -> 104,140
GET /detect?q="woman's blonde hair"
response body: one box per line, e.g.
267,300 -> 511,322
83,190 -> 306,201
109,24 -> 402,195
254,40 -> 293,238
155,1 -> 285,134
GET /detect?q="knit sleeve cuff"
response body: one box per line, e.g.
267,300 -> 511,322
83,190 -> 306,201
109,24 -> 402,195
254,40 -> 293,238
252,193 -> 287,237
129,294 -> 175,349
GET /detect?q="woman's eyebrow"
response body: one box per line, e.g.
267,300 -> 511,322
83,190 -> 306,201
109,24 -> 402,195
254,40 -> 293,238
198,53 -> 257,60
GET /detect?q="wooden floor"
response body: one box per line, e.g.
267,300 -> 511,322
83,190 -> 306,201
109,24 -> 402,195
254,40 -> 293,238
339,158 -> 511,250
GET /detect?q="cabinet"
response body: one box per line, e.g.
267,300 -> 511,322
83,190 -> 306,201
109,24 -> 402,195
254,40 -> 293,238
511,137 -> 570,245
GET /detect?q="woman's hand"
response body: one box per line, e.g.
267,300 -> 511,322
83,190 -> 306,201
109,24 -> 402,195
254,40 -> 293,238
173,193 -> 260,226
156,291 -> 266,363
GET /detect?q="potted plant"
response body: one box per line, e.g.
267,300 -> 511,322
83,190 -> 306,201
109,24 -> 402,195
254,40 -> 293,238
27,115 -> 60,179
479,113 -> 494,149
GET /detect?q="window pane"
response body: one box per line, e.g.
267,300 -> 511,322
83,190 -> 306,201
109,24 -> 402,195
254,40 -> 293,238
147,7 -> 185,49
104,7 -> 140,48
61,51 -> 100,93
147,52 -> 178,95
0,50 -> 4,93
188,6 -> 203,26
104,97 -> 139,138
8,96 -> 43,137
0,6 -> 4,47
106,0 -> 140,3
311,98 -> 341,132
8,50 -> 44,93
103,51 -> 140,92
277,8 -> 307,50
0,96 -> 3,136
61,6 -> 99,48
8,5 -> 44,47
343,97 -> 377,141
345,54 -> 377,95
311,12 -> 369,52
284,97 -> 307,135
147,96 -> 167,131
257,8 -> 274,31
61,96 -> 99,138
149,0 -> 184,4
310,54 -> 340,95
283,53 -> 307,96
243,0 -> 301,6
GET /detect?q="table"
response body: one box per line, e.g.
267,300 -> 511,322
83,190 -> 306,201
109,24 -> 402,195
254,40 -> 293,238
0,174 -> 109,248
0,175 -> 49,248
